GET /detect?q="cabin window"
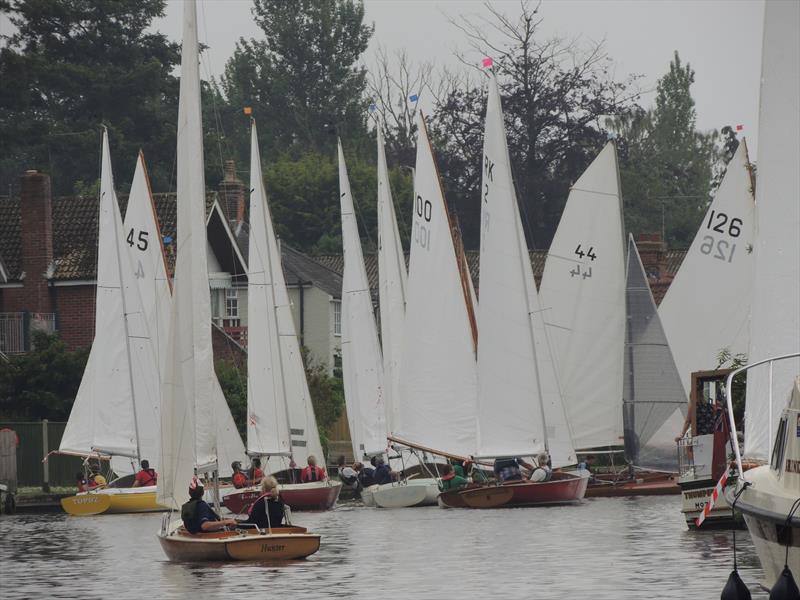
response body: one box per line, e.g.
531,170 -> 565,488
771,415 -> 788,472
225,288 -> 239,319
333,300 -> 341,336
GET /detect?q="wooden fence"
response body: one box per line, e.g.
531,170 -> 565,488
0,421 -> 83,488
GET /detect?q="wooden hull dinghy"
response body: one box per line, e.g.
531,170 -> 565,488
158,519 -> 320,562
453,472 -> 589,509
585,471 -> 680,498
222,480 -> 342,514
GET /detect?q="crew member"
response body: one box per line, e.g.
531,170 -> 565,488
438,463 -> 468,491
300,455 -> 327,482
493,457 -> 534,482
181,477 -> 237,534
133,459 -> 157,487
530,453 -> 553,482
337,456 -> 360,491
247,457 -> 264,485
76,472 -> 89,492
354,462 -> 374,488
371,457 -> 395,485
243,476 -> 286,530
88,463 -> 107,488
231,461 -> 248,488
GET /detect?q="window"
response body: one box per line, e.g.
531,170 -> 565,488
333,300 -> 341,336
225,288 -> 239,319
771,415 -> 788,472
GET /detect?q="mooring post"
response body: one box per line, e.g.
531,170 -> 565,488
42,419 -> 50,492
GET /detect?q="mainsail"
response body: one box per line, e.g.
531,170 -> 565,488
539,142 -> 626,451
743,0 -> 800,461
60,131 -> 160,475
339,140 -> 387,459
475,71 -> 575,466
658,142 -> 755,397
246,121 -> 292,457
394,113 -> 478,458
376,128 -> 407,436
623,235 -> 687,471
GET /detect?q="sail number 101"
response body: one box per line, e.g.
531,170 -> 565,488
700,210 -> 742,263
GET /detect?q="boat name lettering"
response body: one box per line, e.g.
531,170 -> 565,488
260,543 -> 286,553
785,459 -> 800,474
73,496 -> 102,505
683,489 -> 713,500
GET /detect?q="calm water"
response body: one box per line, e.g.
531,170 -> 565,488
0,496 -> 767,600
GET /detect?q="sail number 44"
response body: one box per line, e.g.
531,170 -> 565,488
700,210 -> 742,263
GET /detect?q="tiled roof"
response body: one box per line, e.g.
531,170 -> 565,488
282,244 -> 343,299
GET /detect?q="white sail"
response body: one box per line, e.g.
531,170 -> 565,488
539,142 -> 626,451
158,0 -> 215,507
60,131 -> 160,476
623,235 -> 687,471
339,140 -> 387,459
246,121 -> 292,457
744,0 -> 800,461
476,72 -> 575,466
659,142 -> 755,397
394,113 -> 478,457
377,128 -> 407,435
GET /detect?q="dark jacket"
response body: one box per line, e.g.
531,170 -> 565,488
245,494 -> 285,529
373,464 -> 393,485
181,499 -> 219,534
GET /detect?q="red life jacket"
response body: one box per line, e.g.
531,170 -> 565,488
232,471 -> 248,488
135,468 -> 157,487
301,465 -> 325,482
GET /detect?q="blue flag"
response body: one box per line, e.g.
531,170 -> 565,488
409,94 -> 418,103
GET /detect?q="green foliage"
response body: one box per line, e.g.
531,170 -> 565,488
0,331 -> 89,420
0,0 -> 180,195
613,52 -> 719,246
221,0 -> 373,164
302,347 -> 344,458
215,359 -> 247,437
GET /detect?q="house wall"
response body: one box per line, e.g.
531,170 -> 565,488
53,285 -> 96,350
287,285 -> 339,374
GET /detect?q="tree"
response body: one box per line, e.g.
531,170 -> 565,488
430,1 -> 639,248
215,359 -> 247,437
0,331 -> 89,420
0,0 -> 180,194
302,348 -> 345,458
612,52 -> 718,246
221,0 -> 373,164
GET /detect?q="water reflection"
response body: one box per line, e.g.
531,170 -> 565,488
0,496 -> 768,599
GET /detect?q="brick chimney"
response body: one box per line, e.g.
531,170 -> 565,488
635,232 -> 667,281
218,160 -> 246,227
19,170 -> 54,313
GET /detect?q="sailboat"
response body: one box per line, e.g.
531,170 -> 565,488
59,131 -> 164,516
157,0 -> 320,561
379,112 -> 479,507
221,122 -> 341,515
724,0 -> 800,588
441,70 -> 586,509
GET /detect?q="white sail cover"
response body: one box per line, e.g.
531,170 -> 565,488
744,0 -> 800,461
539,142 -> 626,450
246,121 -> 292,457
476,73 -> 575,465
159,0 -> 216,507
60,131 -> 160,476
377,128 -> 408,435
394,114 -> 478,457
659,142 -> 755,397
339,140 -> 387,459
623,235 -> 687,471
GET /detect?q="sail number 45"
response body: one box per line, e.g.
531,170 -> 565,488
126,228 -> 149,251
700,210 -> 742,263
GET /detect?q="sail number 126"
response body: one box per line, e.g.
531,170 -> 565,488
700,210 -> 742,263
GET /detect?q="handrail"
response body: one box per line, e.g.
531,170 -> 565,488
726,352 -> 800,481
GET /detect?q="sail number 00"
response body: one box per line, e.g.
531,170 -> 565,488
413,194 -> 432,250
700,210 -> 742,263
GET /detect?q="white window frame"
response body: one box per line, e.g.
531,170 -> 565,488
225,287 -> 239,319
333,300 -> 341,337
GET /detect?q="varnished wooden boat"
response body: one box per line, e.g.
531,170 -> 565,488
157,520 -> 321,561
585,471 -> 680,498
222,480 -> 342,514
456,472 -> 589,509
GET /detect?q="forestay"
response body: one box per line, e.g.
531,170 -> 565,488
539,142 -> 626,451
659,142 -> 755,397
394,114 -> 478,458
246,121 -> 292,457
377,128 -> 407,436
476,72 -> 575,466
339,141 -> 387,459
744,0 -> 800,461
623,235 -> 687,471
60,131 -> 160,476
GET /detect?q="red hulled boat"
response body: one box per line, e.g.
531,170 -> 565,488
441,472 -> 588,509
223,480 -> 342,514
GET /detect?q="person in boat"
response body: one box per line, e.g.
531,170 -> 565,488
87,463 -> 107,488
243,476 -> 286,530
438,463 -> 468,492
337,456 -> 360,491
300,455 -> 327,483
530,453 -> 553,482
247,457 -> 264,485
354,462 -> 375,488
133,459 -> 157,487
231,461 -> 248,489
76,472 -> 90,492
181,477 -> 237,534
371,457 -> 396,485
493,457 -> 535,482
577,455 -> 596,483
